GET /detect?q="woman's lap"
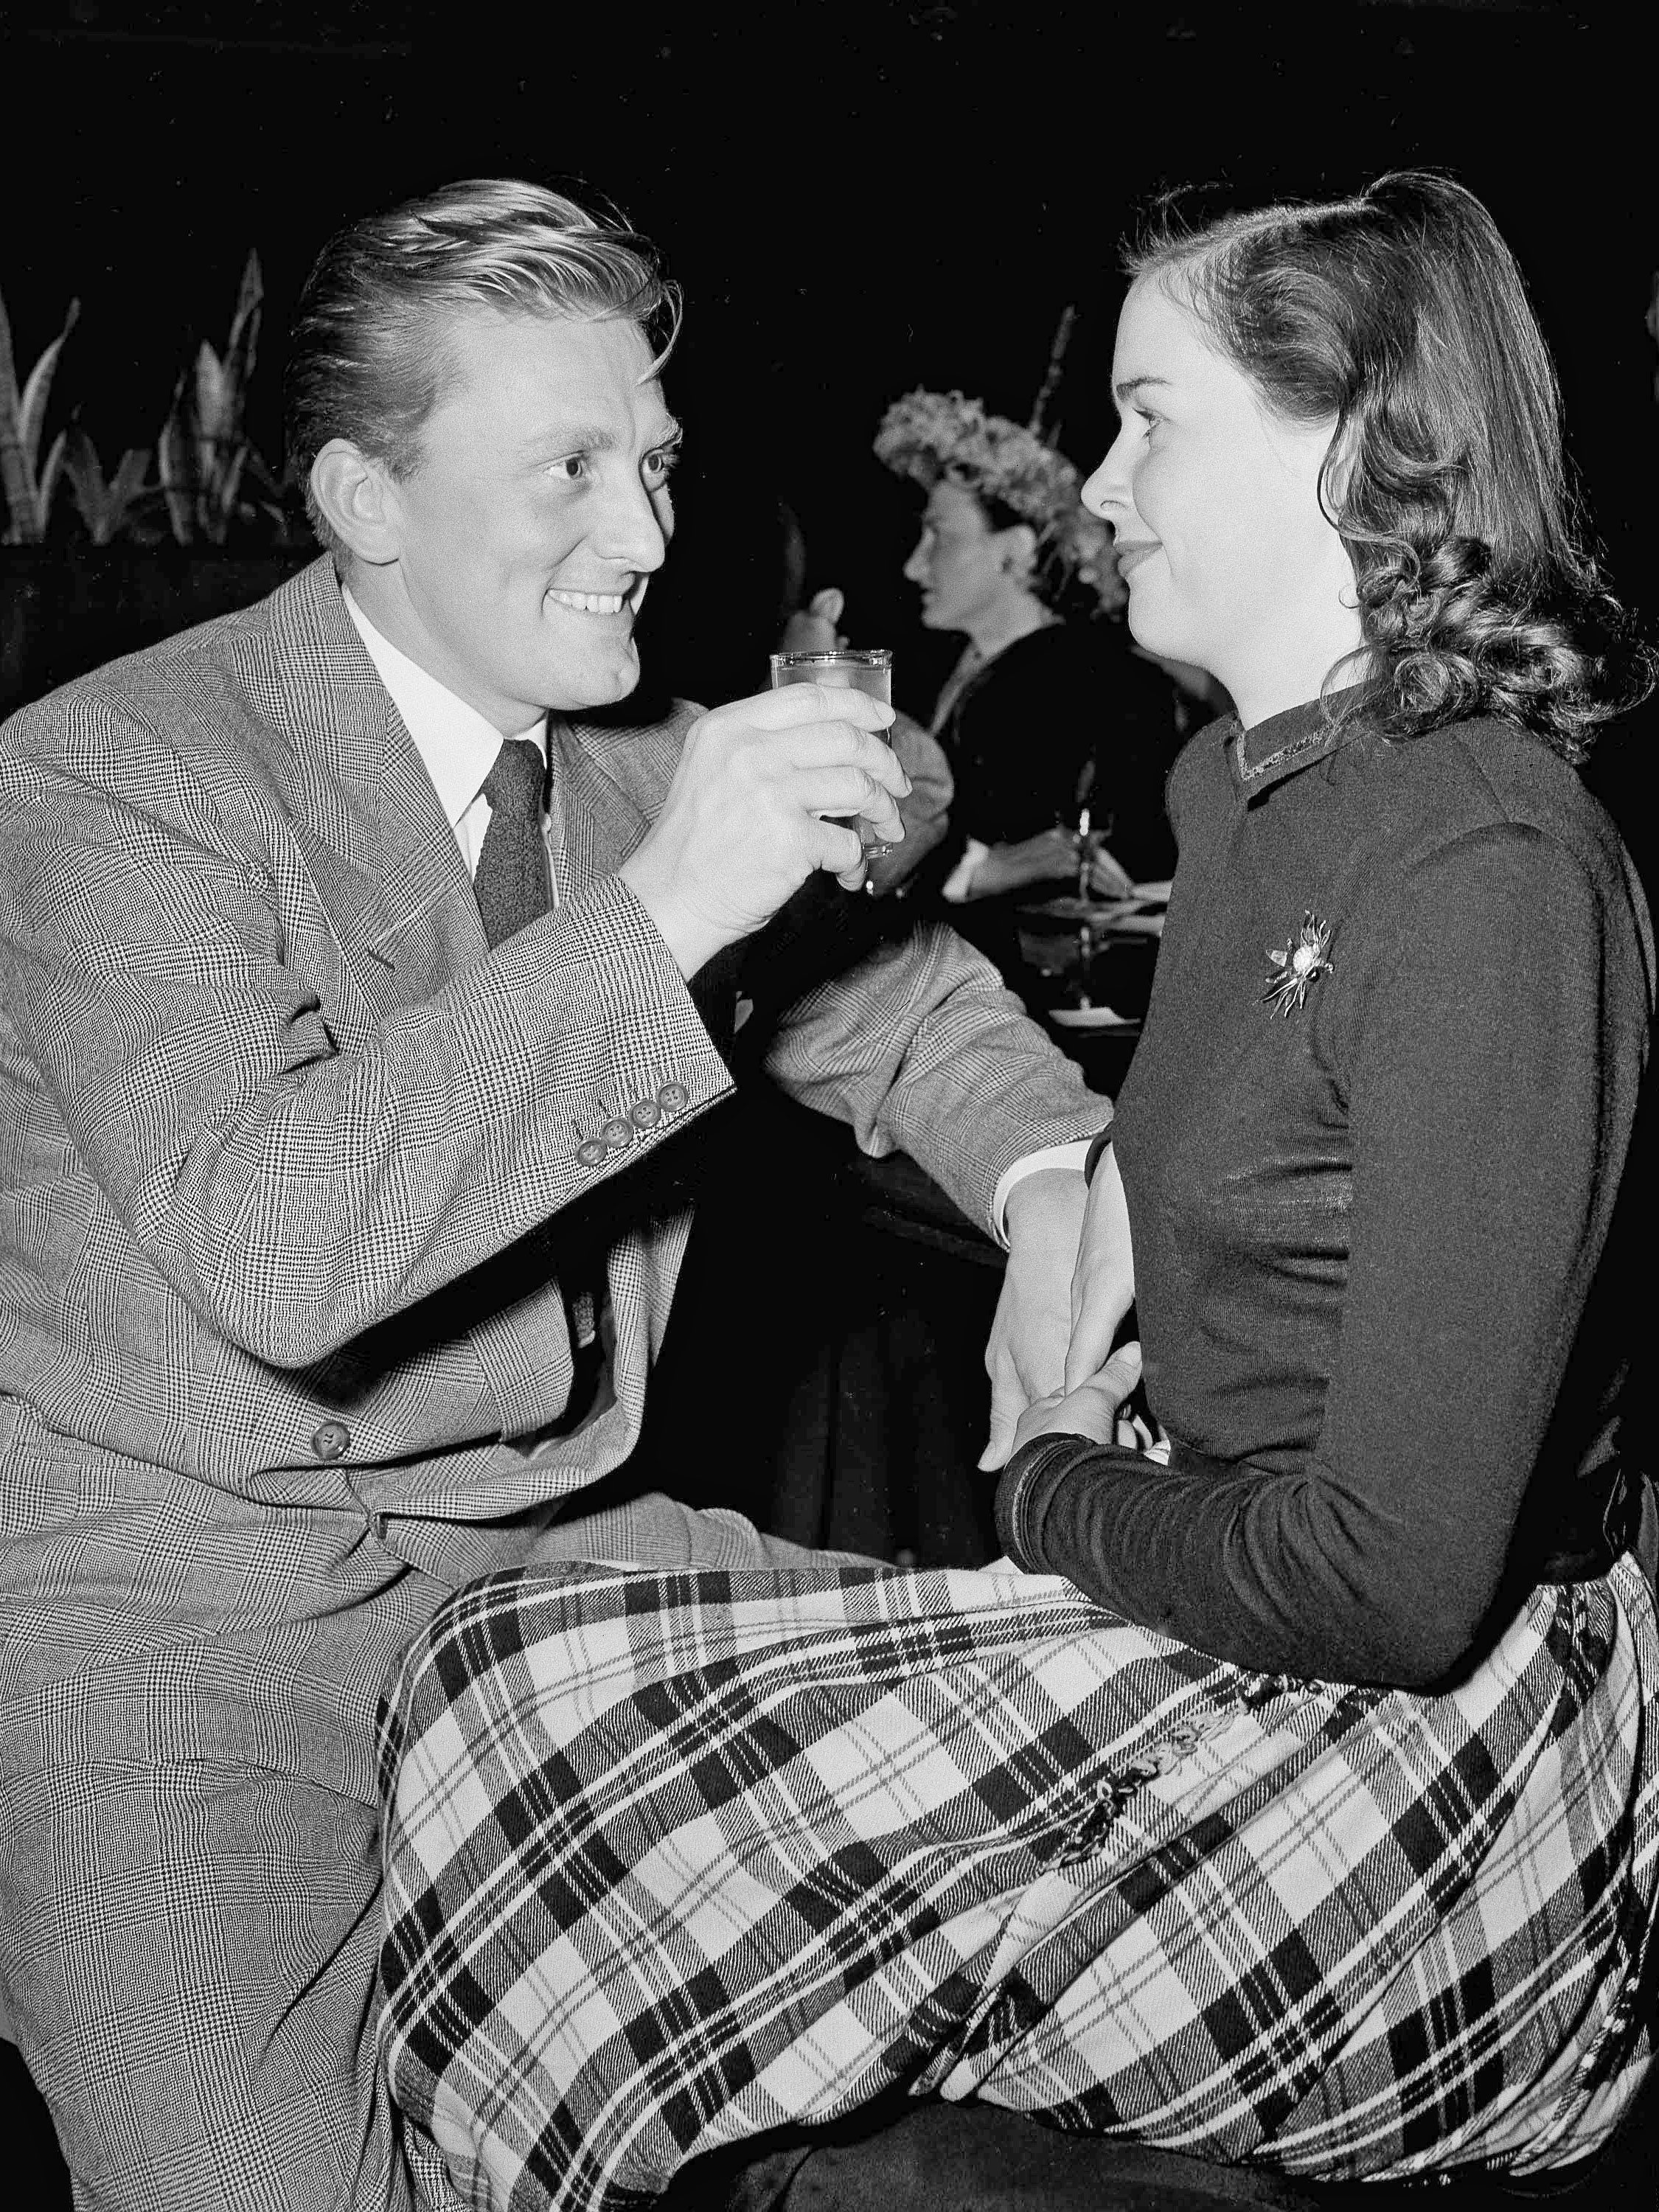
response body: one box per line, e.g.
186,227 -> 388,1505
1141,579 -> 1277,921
376,1556 -> 1659,2212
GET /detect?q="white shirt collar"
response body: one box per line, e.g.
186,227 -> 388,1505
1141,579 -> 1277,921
341,583 -> 546,831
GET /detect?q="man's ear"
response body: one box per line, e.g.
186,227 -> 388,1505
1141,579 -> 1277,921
309,440 -> 404,566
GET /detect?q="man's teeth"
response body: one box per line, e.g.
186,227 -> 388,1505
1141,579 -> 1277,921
549,589 -> 627,615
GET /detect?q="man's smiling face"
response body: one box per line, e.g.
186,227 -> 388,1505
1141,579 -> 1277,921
363,307 -> 681,728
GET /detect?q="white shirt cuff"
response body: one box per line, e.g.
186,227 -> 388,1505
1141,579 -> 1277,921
991,1139 -> 1096,1248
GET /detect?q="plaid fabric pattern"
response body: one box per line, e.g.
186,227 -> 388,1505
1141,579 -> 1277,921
378,1554 -> 1659,2211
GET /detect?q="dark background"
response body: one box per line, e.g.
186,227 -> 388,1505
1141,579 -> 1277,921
1,1 -> 1654,2186
4,0 -> 1655,838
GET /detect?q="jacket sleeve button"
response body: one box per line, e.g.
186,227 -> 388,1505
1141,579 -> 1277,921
576,1138 -> 608,1168
310,1420 -> 350,1463
601,1118 -> 635,1150
657,1081 -> 689,1116
629,1098 -> 661,1130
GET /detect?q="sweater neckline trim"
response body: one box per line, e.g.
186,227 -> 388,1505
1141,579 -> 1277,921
1225,689 -> 1366,800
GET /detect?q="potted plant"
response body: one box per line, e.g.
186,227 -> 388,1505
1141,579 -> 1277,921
1,254 -> 315,716
0,286 -> 78,708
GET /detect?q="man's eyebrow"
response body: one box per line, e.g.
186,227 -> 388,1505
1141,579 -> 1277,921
523,422 -> 616,456
1112,374 -> 1173,409
522,416 -> 684,456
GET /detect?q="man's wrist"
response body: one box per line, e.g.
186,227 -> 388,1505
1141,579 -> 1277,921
992,1138 -> 1098,1248
614,858 -> 725,981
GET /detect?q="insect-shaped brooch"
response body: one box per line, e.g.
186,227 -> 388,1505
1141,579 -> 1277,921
1262,910 -> 1334,1016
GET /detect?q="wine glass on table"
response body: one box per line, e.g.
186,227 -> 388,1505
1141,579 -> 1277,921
1067,765 -> 1118,1005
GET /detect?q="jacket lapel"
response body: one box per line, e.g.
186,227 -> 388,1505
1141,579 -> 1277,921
231,558 -> 487,1004
550,715 -> 669,897
232,566 -> 715,1022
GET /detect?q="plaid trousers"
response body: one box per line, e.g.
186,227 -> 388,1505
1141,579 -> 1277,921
378,1553 -> 1659,2212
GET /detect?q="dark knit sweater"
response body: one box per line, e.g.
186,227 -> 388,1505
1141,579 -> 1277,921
996,696 -> 1654,1687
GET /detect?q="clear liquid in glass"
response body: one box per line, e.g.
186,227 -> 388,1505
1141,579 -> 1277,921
768,647 -> 894,858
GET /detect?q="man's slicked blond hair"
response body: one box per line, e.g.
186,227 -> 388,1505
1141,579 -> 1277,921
285,178 -> 681,551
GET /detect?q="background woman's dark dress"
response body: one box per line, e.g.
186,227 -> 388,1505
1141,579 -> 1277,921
930,621 -> 1185,988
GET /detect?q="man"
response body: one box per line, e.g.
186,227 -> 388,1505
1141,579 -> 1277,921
0,181 -> 1118,2208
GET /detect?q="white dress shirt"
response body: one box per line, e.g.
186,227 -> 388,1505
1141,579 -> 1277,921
343,586 -> 555,891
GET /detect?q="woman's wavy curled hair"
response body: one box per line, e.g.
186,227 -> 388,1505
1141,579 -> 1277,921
1129,171 -> 1651,762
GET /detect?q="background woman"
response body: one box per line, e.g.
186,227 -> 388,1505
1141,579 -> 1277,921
871,392 -> 1187,970
376,173 -> 1656,2211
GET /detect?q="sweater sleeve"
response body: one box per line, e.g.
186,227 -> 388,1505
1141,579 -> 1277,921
997,822 -> 1643,1687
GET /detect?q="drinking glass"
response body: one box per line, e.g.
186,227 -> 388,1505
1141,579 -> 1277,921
768,647 -> 895,860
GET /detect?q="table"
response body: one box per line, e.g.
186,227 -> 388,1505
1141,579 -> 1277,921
1014,898 -> 1161,1025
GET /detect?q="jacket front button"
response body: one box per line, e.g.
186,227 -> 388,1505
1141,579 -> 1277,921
657,1081 -> 689,1116
576,1138 -> 608,1169
601,1117 -> 635,1151
311,1420 -> 350,1463
629,1097 -> 661,1130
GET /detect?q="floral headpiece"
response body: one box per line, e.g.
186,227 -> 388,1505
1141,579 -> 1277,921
873,388 -> 1121,613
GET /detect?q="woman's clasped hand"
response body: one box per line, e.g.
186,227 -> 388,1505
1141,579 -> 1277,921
1012,1338 -> 1169,1461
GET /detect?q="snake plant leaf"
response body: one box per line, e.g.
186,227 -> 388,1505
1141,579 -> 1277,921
0,283 -> 17,413
63,430 -> 153,544
194,341 -> 232,446
0,295 -> 30,540
157,397 -> 198,543
0,285 -> 79,542
204,441 -> 249,543
224,251 -> 262,400
18,299 -> 80,478
148,248 -> 271,546
35,427 -> 69,533
63,425 -> 113,538
109,445 -> 150,512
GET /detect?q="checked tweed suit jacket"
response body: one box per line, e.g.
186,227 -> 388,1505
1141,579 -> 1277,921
0,557 -> 1104,1545
0,556 -> 1106,2208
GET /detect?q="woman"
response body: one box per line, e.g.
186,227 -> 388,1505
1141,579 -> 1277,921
375,174 -> 1656,2211
872,392 -> 1186,964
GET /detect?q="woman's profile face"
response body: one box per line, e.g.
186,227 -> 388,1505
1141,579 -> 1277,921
902,480 -> 1020,636
1081,279 -> 1357,712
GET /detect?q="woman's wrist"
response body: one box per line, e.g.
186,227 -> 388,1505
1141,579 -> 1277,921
995,1431 -> 1105,1569
972,827 -> 1077,899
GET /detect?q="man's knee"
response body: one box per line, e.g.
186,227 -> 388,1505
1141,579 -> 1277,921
3,1759 -> 397,2211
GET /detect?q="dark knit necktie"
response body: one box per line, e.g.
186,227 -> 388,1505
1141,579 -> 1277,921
473,737 -> 551,950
